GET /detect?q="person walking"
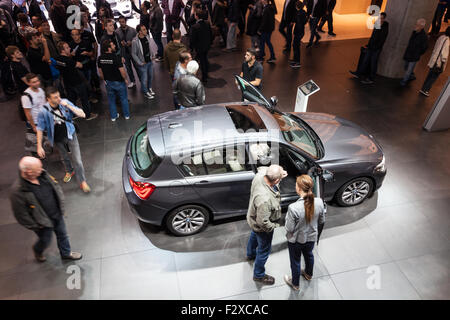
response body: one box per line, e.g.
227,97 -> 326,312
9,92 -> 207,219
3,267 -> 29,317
349,12 -> 389,84
161,0 -> 185,42
284,175 -> 325,291
98,39 -> 131,121
211,0 -> 228,47
115,16 -> 138,88
173,60 -> 205,108
131,24 -> 156,99
317,0 -> 336,36
246,165 -> 287,285
21,73 -> 46,132
164,29 -> 188,78
246,0 -> 263,52
290,0 -> 307,68
258,0 -> 277,63
189,9 -> 213,83
224,0 -> 240,52
149,0 -> 164,61
36,87 -> 92,193
419,26 -> 450,97
305,0 -> 327,48
10,156 -> 83,263
400,19 -> 428,87
241,48 -> 263,89
279,0 -> 296,54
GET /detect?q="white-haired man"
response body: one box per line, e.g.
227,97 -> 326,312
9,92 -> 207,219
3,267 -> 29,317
401,18 -> 428,86
173,60 -> 206,108
9,156 -> 82,262
246,164 -> 287,285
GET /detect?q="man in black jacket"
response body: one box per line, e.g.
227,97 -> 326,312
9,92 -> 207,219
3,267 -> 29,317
10,156 -> 82,262
350,12 -> 389,84
190,9 -> 213,83
400,19 -> 428,86
225,0 -> 241,51
290,0 -> 307,68
258,0 -> 276,62
279,0 -> 296,53
306,0 -> 327,48
317,0 -> 336,36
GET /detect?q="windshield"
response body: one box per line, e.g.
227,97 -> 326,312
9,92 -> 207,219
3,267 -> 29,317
272,113 -> 319,158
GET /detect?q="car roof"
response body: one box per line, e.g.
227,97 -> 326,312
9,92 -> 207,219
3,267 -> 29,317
153,103 -> 284,154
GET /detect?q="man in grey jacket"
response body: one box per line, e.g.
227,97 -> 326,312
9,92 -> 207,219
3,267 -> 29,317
173,60 -> 205,108
131,24 -> 155,99
9,157 -> 82,262
246,165 -> 287,285
115,15 -> 137,88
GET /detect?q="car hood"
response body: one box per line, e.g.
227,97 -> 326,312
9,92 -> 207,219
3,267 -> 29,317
291,112 -> 384,165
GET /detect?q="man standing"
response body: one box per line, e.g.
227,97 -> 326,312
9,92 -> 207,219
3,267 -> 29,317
258,0 -> 277,63
246,165 -> 286,285
149,0 -> 164,61
6,45 -> 29,93
54,41 -> 98,120
172,51 -> 192,109
49,0 -> 69,41
40,20 -> 61,59
10,156 -> 82,263
306,0 -> 327,48
174,60 -> 205,108
98,39 -> 131,121
317,0 -> 336,36
240,48 -> 263,90
100,19 -> 124,62
115,16 -> 137,88
290,0 -> 308,68
161,0 -> 185,42
400,19 -> 428,87
224,0 -> 240,52
26,32 -> 52,87
164,29 -> 187,78
349,12 -> 389,84
279,0 -> 296,54
21,73 -> 46,132
36,87 -> 91,192
131,24 -> 155,99
189,9 -> 212,83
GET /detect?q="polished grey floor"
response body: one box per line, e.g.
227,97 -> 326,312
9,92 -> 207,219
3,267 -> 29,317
0,31 -> 449,300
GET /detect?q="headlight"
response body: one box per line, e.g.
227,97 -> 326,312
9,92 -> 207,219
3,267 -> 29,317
374,155 -> 386,173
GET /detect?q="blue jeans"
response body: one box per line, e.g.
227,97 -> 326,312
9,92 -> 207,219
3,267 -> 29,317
105,81 -> 130,119
401,61 -> 417,85
54,133 -> 86,184
288,241 -> 315,286
33,215 -> 71,257
247,230 -> 274,278
259,32 -> 275,60
421,68 -> 442,92
137,62 -> 153,94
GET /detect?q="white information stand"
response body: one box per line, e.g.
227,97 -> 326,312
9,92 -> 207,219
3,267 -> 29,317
423,77 -> 450,132
294,80 -> 320,112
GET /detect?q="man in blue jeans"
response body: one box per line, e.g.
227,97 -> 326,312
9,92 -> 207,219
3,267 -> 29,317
246,165 -> 287,285
98,39 -> 131,121
131,24 -> 155,99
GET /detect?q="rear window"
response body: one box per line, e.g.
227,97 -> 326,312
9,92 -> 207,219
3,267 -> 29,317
130,123 -> 159,177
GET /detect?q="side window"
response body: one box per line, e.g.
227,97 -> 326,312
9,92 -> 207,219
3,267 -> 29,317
180,153 -> 207,176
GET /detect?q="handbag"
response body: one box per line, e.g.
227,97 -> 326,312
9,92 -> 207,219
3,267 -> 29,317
431,38 -> 448,73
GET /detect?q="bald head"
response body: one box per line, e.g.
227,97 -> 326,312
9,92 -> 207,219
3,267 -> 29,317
415,18 -> 426,31
19,156 -> 43,181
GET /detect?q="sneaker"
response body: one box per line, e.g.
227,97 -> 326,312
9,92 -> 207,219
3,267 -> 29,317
149,88 -> 155,96
144,92 -> 155,99
267,58 -> 276,63
111,114 -> 120,121
127,82 -> 136,89
253,274 -> 275,285
419,89 -> 430,97
284,275 -> 300,291
63,171 -> 75,183
80,181 -> 91,193
301,270 -> 312,281
349,70 -> 360,79
86,113 -> 98,121
124,115 -> 130,120
34,249 -> 46,262
328,32 -> 337,36
89,97 -> 98,103
361,79 -> 374,84
61,251 -> 82,260
290,62 -> 301,68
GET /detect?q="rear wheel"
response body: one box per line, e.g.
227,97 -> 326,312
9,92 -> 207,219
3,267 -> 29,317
335,177 -> 374,207
166,205 -> 210,236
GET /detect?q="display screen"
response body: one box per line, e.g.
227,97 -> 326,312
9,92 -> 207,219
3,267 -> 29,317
299,80 -> 320,96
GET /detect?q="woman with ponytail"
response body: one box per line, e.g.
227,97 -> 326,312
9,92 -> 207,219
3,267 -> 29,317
284,174 -> 325,291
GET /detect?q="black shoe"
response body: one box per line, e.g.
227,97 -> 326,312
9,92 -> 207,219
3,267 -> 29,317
361,78 -> 374,84
349,70 -> 360,79
328,32 -> 337,36
267,58 -> 276,63
253,274 -> 275,285
306,43 -> 313,48
419,89 -> 430,97
317,28 -> 325,33
314,36 -> 321,45
282,48 -> 290,54
290,62 -> 301,68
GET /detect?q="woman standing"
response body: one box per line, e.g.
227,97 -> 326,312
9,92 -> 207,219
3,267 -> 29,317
419,27 -> 450,97
284,175 -> 325,291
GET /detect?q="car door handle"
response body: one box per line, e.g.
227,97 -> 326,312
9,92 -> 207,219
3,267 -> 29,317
194,180 -> 210,185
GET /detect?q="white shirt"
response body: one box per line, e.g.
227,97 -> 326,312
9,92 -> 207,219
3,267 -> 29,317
21,87 -> 46,125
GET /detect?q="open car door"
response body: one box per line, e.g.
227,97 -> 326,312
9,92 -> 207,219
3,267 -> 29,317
235,75 -> 274,110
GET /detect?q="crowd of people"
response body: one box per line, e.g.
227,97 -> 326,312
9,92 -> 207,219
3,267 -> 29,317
2,0 -> 450,287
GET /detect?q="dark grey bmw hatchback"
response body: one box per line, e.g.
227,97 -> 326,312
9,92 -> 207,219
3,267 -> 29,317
122,77 -> 386,236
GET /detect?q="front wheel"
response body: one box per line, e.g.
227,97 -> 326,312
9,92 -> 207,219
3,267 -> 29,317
335,177 -> 374,207
166,205 -> 210,236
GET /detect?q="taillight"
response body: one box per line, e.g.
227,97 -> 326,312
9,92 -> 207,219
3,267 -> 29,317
129,176 -> 155,200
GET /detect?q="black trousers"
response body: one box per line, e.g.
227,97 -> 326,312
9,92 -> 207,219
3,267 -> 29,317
196,50 -> 209,81
279,19 -> 293,50
66,82 -> 91,117
421,68 -> 442,92
318,12 -> 334,33
165,20 -> 181,42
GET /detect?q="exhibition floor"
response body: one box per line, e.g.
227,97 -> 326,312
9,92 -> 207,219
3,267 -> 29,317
0,33 -> 449,300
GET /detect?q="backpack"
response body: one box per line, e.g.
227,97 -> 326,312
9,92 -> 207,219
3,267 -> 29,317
19,92 -> 33,122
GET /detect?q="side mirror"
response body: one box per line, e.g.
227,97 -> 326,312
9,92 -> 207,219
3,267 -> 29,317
322,169 -> 334,182
270,96 -> 278,106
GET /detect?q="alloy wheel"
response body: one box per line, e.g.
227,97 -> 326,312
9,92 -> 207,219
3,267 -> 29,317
341,180 -> 371,205
171,209 -> 206,235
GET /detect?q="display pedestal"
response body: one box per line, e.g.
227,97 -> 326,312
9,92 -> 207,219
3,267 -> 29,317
423,77 -> 450,132
294,80 -> 320,112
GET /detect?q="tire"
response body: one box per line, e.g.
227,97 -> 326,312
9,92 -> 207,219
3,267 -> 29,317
335,177 -> 374,207
166,205 -> 210,236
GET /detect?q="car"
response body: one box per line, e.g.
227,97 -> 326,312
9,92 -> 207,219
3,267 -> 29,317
122,76 -> 387,236
81,0 -> 132,19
